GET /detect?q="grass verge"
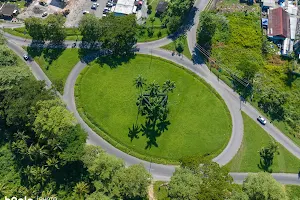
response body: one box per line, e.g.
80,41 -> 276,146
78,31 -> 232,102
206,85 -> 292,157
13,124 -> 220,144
226,112 -> 300,173
161,36 -> 192,60
26,47 -> 80,94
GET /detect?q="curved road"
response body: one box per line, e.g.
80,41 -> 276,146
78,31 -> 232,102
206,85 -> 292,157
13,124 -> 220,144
6,38 -> 300,185
2,0 -> 300,183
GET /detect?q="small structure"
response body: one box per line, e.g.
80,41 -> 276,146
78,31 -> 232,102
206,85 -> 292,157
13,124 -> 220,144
155,1 -> 168,15
0,3 -> 18,18
113,0 -> 136,16
267,7 -> 290,40
262,0 -> 276,11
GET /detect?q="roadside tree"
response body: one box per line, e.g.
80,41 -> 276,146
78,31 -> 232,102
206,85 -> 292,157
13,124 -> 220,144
45,14 -> 67,43
25,17 -> 46,41
243,172 -> 287,200
79,14 -> 102,43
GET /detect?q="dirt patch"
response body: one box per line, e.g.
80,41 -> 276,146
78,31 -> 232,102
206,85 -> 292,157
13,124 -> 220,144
148,183 -> 156,200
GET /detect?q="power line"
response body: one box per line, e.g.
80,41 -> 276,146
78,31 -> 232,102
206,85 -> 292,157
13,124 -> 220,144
195,44 -> 251,88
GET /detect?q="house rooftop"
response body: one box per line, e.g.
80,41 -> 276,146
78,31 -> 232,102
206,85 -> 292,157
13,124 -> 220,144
156,1 -> 168,13
262,0 -> 276,8
268,7 -> 290,38
0,3 -> 18,17
113,0 -> 135,15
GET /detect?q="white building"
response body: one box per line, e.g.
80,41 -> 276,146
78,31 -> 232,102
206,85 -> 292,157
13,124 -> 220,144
113,0 -> 136,16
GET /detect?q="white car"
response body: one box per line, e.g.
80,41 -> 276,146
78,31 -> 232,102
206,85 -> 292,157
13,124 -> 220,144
23,54 -> 29,61
92,3 -> 99,9
83,10 -> 90,14
257,116 -> 267,125
106,2 -> 113,6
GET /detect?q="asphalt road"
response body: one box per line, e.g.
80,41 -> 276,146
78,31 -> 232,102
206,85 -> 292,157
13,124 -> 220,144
2,0 -> 300,184
6,39 -> 300,185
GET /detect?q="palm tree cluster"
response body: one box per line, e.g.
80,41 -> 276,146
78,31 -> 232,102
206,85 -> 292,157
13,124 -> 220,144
130,75 -> 176,148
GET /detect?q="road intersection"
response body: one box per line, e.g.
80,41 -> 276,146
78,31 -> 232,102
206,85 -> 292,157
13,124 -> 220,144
2,0 -> 300,184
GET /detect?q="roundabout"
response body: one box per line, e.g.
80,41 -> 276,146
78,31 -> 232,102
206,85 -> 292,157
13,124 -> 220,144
75,54 -> 232,163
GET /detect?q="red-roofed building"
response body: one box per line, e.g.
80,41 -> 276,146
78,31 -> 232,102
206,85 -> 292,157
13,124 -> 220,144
267,7 -> 290,39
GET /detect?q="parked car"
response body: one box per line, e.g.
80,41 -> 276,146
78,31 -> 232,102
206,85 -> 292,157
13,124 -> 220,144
103,7 -> 110,13
91,4 -> 97,9
106,2 -> 113,6
42,12 -> 48,17
23,54 -> 29,61
83,10 -> 90,14
257,116 -> 266,125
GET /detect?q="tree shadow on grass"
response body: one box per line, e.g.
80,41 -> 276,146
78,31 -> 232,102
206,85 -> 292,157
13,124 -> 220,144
95,53 -> 136,69
128,118 -> 170,149
27,42 -> 66,70
258,158 -> 273,173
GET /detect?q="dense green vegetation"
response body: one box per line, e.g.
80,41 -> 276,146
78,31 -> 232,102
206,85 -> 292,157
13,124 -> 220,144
26,47 -> 80,93
198,6 -> 300,147
286,185 -> 300,200
76,54 -> 231,163
227,112 -> 300,173
25,14 -> 67,43
154,159 -> 288,200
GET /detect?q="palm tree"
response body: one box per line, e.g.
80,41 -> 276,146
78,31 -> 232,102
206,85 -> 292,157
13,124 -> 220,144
74,182 -> 89,198
162,80 -> 176,93
150,17 -> 155,28
147,82 -> 160,97
134,75 -> 147,90
28,144 -> 48,161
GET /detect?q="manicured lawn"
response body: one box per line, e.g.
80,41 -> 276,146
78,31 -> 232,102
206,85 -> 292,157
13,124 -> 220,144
286,185 -> 300,200
26,47 -> 80,93
154,181 -> 170,200
76,54 -> 231,163
226,112 -> 300,173
161,36 -> 192,60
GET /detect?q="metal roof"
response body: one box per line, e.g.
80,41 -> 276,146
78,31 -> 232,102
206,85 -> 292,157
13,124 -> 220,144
268,7 -> 290,38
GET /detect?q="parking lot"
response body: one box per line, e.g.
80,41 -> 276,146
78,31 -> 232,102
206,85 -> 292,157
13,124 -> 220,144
18,0 -> 110,27
65,0 -> 109,27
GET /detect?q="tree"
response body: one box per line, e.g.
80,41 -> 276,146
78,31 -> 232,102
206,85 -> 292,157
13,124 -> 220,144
84,152 -> 124,184
45,14 -> 66,43
0,45 -> 18,66
0,67 -> 31,92
258,87 -> 287,121
25,17 -> 46,41
243,172 -> 287,200
110,164 -> 151,199
167,16 -> 181,33
101,14 -> 137,56
79,14 -> 102,43
150,17 -> 155,28
73,182 -> 89,198
236,60 -> 259,82
175,40 -> 184,54
198,11 -> 217,48
0,78 -> 54,128
24,165 -> 50,188
169,161 -> 233,200
229,191 -> 249,200
134,75 -> 147,90
86,191 -> 112,200
32,99 -> 75,140
258,141 -> 279,172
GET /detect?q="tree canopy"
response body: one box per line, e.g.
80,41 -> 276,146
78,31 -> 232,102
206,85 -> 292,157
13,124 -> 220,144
243,172 -> 287,200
